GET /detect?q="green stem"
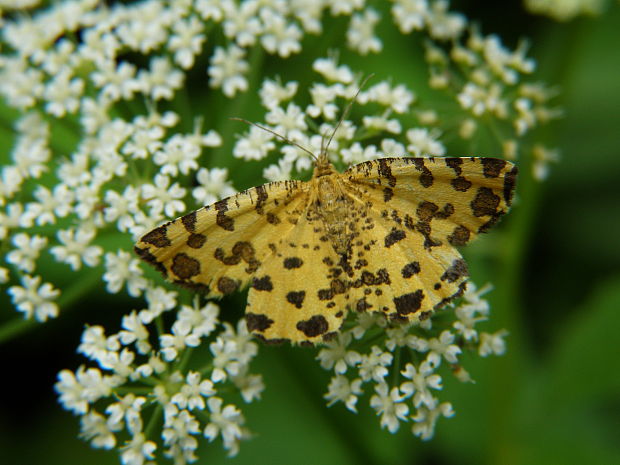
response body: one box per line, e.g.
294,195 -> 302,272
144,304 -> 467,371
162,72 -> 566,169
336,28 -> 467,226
486,151 -> 540,465
0,318 -> 37,344
144,402 -> 163,439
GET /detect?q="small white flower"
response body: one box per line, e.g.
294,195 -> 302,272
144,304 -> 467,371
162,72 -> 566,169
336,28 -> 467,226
106,394 -> 146,431
121,125 -> 164,160
154,134 -> 201,176
222,1 -> 262,47
73,182 -> 104,221
137,56 -> 184,101
427,330 -> 461,364
406,127 -> 446,156
208,44 -> 249,97
99,348 -> 136,379
21,184 -> 74,226
50,226 -> 102,270
43,68 -> 84,116
0,267 -> 9,284
80,411 -> 116,449
263,155 -> 292,182
316,332 -> 362,374
57,366 -> 122,413
362,115 -> 402,134
411,402 -> 454,440
358,346 -> 393,382
115,1 -> 170,53
8,274 -> 60,322
171,371 -> 216,410
324,375 -> 363,412
104,186 -> 141,233
400,361 -> 443,409
231,368 -> 264,403
369,382 -> 410,433
57,152 -> 91,187
259,78 -> 298,109
313,57 -> 354,83
134,355 -> 166,379
204,397 -> 245,456
91,61 -> 140,101
169,15 -> 206,69
78,325 -> 121,362
160,321 -> 201,362
139,285 -> 178,323
192,167 -> 237,206
195,0 -> 224,22
347,8 -> 382,55
119,311 -> 152,354
329,0 -> 364,15
221,320 -> 258,366
306,83 -> 341,119
80,96 -> 112,134
0,203 -> 24,239
457,82 -> 506,117
478,330 -> 508,357
350,312 -> 387,339
385,324 -> 416,351
453,305 -> 485,342
120,432 -> 156,465
367,82 -> 415,113
459,118 -> 478,139
141,173 -> 186,218
532,143 -> 560,181
233,125 -> 275,161
425,0 -> 466,40
0,59 -> 44,109
6,233 -> 47,273
260,9 -> 302,58
391,0 -> 429,33
103,250 -> 148,297
209,337 -> 241,383
341,142 -> 379,164
162,404 -> 200,463
265,102 -> 308,140
56,368 -> 90,415
0,166 -> 23,203
177,301 -> 220,338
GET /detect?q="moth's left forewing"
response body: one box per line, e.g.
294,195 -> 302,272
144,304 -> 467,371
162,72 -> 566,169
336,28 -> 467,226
134,180 -> 310,296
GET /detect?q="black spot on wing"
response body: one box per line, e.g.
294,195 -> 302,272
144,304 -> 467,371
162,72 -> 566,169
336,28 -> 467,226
252,275 -> 273,291
140,225 -> 171,248
481,158 -> 506,178
393,290 -> 424,315
171,253 -> 200,279
296,315 -> 328,337
246,313 -> 274,332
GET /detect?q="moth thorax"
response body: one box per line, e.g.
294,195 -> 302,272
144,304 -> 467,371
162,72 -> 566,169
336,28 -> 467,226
316,175 -> 353,255
313,151 -> 335,177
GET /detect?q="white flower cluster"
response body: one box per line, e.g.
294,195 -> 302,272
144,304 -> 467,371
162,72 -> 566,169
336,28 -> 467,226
56,298 -> 264,463
319,282 -> 507,439
524,0 -> 608,21
0,0 -> 560,462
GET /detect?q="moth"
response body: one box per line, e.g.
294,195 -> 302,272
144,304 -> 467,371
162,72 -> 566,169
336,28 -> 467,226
135,127 -> 517,344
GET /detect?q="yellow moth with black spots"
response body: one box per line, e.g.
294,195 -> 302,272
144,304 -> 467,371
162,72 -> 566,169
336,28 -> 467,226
135,147 -> 517,345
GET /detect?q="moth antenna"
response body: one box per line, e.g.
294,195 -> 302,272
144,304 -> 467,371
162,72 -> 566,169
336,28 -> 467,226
324,74 -> 375,154
230,117 -> 317,161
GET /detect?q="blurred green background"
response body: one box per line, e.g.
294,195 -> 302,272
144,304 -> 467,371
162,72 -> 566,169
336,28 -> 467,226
1,1 -> 619,464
